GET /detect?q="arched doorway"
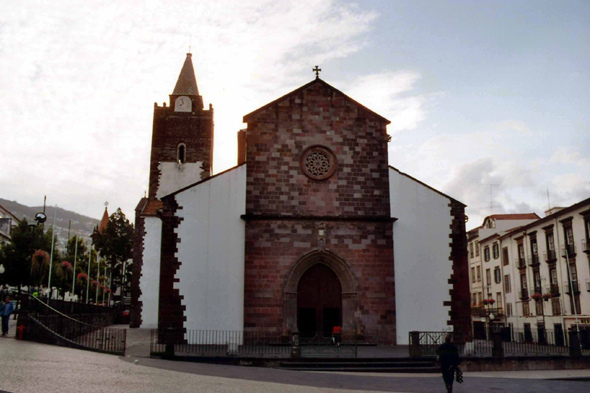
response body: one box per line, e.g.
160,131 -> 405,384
283,250 -> 358,335
297,264 -> 342,336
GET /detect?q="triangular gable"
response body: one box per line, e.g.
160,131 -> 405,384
243,78 -> 391,124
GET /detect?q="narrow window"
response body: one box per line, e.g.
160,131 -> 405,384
177,143 -> 186,164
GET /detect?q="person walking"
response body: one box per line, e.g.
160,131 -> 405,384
0,296 -> 15,336
436,333 -> 461,393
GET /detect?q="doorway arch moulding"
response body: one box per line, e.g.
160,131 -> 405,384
283,249 -> 360,334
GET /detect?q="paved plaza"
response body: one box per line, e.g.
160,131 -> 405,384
1,321 -> 590,393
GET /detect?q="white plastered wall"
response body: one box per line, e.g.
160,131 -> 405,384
174,165 -> 246,342
389,168 -> 454,344
139,216 -> 162,328
157,162 -> 204,199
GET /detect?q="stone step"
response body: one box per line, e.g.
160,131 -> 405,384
279,359 -> 439,373
279,365 -> 440,373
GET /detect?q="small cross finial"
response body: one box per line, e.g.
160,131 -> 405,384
313,65 -> 321,79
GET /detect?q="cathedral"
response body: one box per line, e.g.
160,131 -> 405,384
130,54 -> 470,344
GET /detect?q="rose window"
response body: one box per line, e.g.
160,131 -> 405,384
300,146 -> 337,180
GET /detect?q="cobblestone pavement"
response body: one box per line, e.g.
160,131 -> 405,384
1,324 -> 590,393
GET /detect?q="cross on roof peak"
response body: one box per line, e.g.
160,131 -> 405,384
313,65 -> 321,79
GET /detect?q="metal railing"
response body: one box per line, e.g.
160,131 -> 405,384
150,329 -> 290,357
528,254 -> 540,266
410,328 -> 590,358
561,244 -> 576,258
26,295 -> 126,355
564,280 -> 580,294
544,249 -> 557,262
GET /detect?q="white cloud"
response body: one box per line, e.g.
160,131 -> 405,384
550,146 -> 590,167
493,120 -> 532,134
0,0 -> 379,220
344,71 -> 431,133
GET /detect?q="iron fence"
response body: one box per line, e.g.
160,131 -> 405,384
150,329 -> 291,357
410,328 -> 590,358
26,295 -> 126,355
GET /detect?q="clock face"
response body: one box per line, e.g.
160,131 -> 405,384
175,96 -> 192,112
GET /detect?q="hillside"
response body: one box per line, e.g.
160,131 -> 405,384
0,198 -> 100,248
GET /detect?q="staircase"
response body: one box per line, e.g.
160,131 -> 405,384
279,357 -> 439,373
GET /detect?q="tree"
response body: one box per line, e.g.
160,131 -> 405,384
0,220 -> 55,289
92,208 -> 134,302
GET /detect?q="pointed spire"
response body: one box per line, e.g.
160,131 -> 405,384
98,207 -> 109,234
172,53 -> 199,96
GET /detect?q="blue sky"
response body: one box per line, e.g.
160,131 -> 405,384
1,0 -> 588,228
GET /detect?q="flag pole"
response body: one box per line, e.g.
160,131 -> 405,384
47,205 -> 57,299
86,242 -> 92,303
71,235 -> 78,299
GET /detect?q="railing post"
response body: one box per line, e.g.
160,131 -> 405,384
409,331 -> 422,358
569,331 -> 582,358
165,327 -> 175,357
492,332 -> 504,358
290,331 -> 301,359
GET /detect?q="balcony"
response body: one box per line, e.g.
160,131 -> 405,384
583,239 -> 590,254
516,257 -> 526,269
519,288 -> 529,300
563,280 -> 580,295
544,249 -> 557,263
561,244 -> 576,259
471,306 -> 504,318
528,254 -> 540,267
550,284 -> 560,297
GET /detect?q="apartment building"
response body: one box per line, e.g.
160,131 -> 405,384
499,198 -> 590,344
468,213 -> 540,339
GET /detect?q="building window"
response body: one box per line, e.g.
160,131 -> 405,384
177,143 -> 186,164
478,292 -> 483,305
496,292 -> 502,308
475,241 -> 479,257
546,232 -> 555,250
486,269 -> 491,286
476,266 -> 481,282
301,145 -> 337,180
535,300 -> 543,316
522,301 -> 530,316
506,303 -> 513,317
494,267 -> 501,284
504,274 -> 511,293
471,267 -> 476,283
492,243 -> 499,259
565,226 -> 574,245
469,242 -> 474,258
502,247 -> 509,266
484,246 -> 490,262
551,298 -> 561,316
533,270 -> 542,294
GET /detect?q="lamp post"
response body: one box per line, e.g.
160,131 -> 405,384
0,264 -> 5,296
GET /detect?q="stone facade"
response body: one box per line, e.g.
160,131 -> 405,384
242,79 -> 396,343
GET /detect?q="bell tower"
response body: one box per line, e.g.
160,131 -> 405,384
148,53 -> 214,199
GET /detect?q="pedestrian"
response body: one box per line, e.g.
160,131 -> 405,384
436,333 -> 461,393
0,296 -> 15,336
332,325 -> 342,347
0,286 -> 7,302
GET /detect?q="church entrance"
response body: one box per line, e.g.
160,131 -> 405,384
297,263 -> 342,337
